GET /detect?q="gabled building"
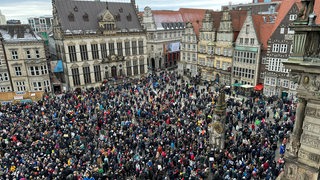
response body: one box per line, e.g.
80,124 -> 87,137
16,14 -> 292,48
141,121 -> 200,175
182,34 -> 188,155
216,10 -> 247,86
142,8 -> 185,70
179,21 -> 200,77
197,11 -> 222,81
142,7 -> 206,70
263,0 -> 300,97
0,24 -> 50,92
232,11 -> 263,87
53,0 -> 147,90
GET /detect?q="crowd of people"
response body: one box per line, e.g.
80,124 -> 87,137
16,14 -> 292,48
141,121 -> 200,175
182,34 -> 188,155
0,70 -> 296,180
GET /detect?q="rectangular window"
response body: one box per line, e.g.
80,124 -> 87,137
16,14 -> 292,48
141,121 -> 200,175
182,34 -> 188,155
117,42 -> 123,56
245,38 -> 249,45
240,38 -> 243,44
250,38 -> 255,45
289,14 -> 297,21
83,66 -> 91,84
15,67 -> 22,76
94,65 -> 102,82
246,25 -> 249,34
138,41 -> 144,55
44,80 -> 50,92
272,44 -> 279,52
125,42 -> 131,56
16,81 -> 26,91
126,60 -> 132,76
108,43 -> 115,55
80,45 -> 88,61
12,50 -> 18,60
280,27 -> 285,34
35,50 -> 40,59
132,41 -> 137,55
30,66 -> 35,75
71,68 -> 80,86
216,61 -> 220,69
91,44 -> 99,60
68,45 -> 77,62
0,73 -> 9,81
35,66 -> 40,75
139,59 -> 145,74
280,44 -> 287,53
40,65 -> 48,74
26,50 -> 31,59
100,43 -> 107,59
33,81 -> 42,91
133,60 -> 138,75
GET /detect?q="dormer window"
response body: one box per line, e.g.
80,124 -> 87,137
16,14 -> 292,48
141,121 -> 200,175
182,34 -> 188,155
127,13 -> 132,21
83,13 -> 89,22
68,13 -> 75,22
115,13 -> 121,21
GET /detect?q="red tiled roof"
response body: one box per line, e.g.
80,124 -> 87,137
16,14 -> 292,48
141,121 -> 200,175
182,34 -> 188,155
230,10 -> 248,41
252,14 -> 274,50
179,8 -> 207,37
151,8 -> 207,37
315,0 -> 320,25
212,11 -> 223,30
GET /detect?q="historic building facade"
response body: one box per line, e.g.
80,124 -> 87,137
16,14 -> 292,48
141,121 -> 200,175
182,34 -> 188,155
281,1 -> 320,179
53,0 -> 147,90
264,1 -> 299,97
179,22 -> 199,77
142,7 -> 206,71
142,7 -> 184,70
197,10 -> 220,81
232,11 -> 261,86
215,10 -> 246,86
28,16 -> 53,33
0,24 -> 50,92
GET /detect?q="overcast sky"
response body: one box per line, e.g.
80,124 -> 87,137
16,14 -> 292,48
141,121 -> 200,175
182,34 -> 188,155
1,0 -> 251,23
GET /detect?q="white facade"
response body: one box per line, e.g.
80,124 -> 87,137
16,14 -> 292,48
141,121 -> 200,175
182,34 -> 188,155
28,16 -> 53,33
179,22 -> 198,77
232,12 -> 261,86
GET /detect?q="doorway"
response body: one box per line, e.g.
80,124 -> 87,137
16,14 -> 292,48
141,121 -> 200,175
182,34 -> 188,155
111,66 -> 117,78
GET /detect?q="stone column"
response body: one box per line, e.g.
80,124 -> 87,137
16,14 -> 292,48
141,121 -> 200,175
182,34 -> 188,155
288,97 -> 307,157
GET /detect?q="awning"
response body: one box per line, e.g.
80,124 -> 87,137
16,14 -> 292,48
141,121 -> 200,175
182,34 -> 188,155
254,83 -> 264,91
241,84 -> 254,89
232,83 -> 242,87
54,60 -> 64,73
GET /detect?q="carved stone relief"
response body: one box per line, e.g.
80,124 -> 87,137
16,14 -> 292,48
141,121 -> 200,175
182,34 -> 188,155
300,134 -> 319,149
305,106 -> 317,118
303,122 -> 320,134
